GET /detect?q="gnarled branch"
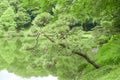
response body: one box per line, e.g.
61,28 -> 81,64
42,33 -> 100,69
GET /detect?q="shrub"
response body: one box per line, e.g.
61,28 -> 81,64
32,12 -> 53,27
15,9 -> 31,30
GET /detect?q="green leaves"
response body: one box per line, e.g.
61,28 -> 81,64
58,14 -> 78,26
32,12 -> 53,27
0,7 -> 16,31
0,0 -> 10,16
96,35 -> 120,65
15,9 -> 31,30
0,40 -> 15,64
0,0 -> 120,80
56,56 -> 81,80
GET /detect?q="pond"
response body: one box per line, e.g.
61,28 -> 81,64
0,70 -> 57,80
0,38 -> 57,80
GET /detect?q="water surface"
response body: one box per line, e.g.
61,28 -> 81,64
0,70 -> 57,80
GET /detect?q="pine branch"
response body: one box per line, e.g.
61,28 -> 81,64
42,32 -> 100,69
73,51 -> 100,69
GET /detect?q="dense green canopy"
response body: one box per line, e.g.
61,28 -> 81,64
0,0 -> 120,80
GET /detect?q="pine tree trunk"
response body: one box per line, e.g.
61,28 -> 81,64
73,51 -> 100,69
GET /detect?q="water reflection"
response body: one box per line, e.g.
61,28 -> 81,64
0,70 -> 57,80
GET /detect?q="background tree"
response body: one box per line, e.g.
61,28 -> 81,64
0,0 -> 10,16
0,7 -> 16,31
32,12 -> 53,27
15,8 -> 31,31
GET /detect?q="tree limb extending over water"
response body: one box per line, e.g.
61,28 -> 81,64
42,33 -> 100,69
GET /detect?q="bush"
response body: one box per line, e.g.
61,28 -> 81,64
0,7 -> 16,31
32,12 -> 53,27
15,9 -> 31,30
57,14 -> 78,26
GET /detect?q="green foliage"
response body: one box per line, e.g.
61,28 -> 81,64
96,35 -> 120,65
96,66 -> 120,80
92,0 -> 120,16
0,38 -> 49,77
0,55 -> 8,70
58,14 -> 78,26
32,12 -> 53,27
15,9 -> 31,30
112,10 -> 120,31
9,0 -> 20,12
40,14 -> 78,36
19,0 -> 41,9
56,56 -> 82,80
0,0 -> 10,16
0,7 -> 16,31
79,65 -> 120,80
0,0 -> 120,80
39,0 -> 54,13
92,21 -> 113,45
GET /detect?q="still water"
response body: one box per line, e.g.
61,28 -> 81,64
0,38 -> 57,80
0,69 -> 57,80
